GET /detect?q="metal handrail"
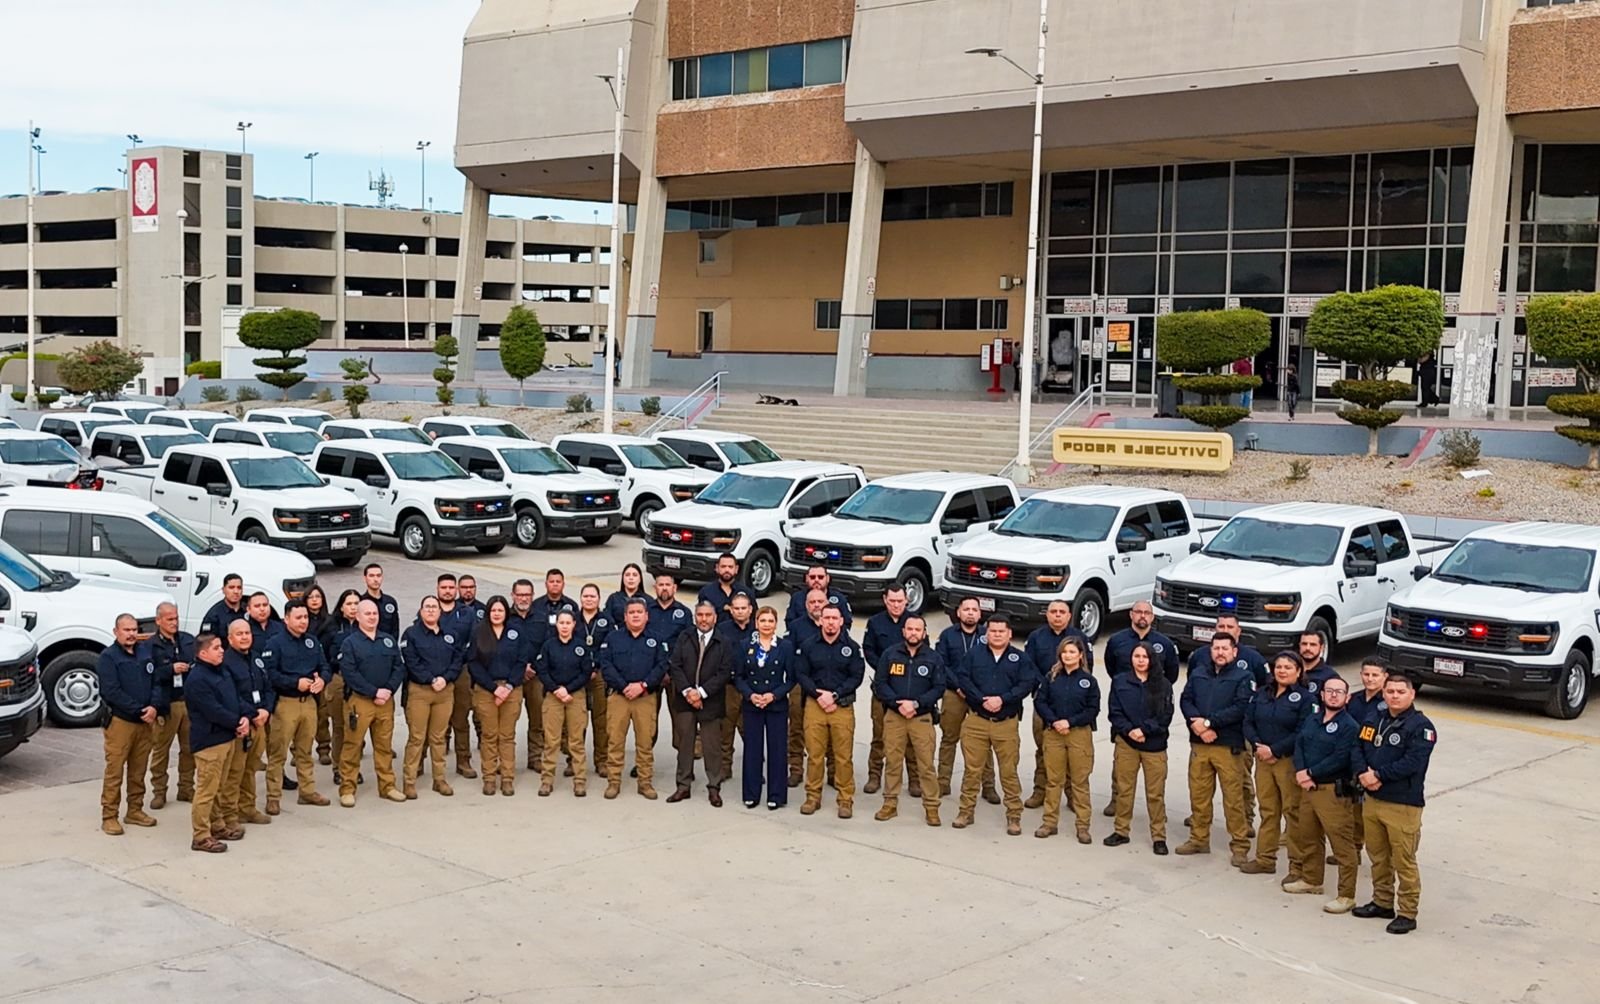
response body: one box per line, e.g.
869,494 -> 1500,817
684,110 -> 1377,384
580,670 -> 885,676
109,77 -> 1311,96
643,370 -> 728,436
998,382 -> 1102,480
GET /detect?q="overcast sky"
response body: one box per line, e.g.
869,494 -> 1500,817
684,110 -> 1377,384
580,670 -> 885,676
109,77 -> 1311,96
0,0 -> 604,220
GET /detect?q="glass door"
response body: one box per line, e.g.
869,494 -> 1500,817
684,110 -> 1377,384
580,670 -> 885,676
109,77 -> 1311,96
1042,317 -> 1081,394
1102,316 -> 1137,398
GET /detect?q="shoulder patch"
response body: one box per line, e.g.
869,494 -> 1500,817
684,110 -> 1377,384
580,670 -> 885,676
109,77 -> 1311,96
1359,725 -> 1376,741
1423,728 -> 1436,742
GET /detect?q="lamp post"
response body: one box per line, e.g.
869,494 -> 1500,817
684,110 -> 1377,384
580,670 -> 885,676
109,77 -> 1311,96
416,140 -> 431,212
24,122 -> 40,409
399,243 -> 411,348
236,121 -> 252,153
305,151 -> 318,201
966,0 -> 1048,484
597,46 -> 626,434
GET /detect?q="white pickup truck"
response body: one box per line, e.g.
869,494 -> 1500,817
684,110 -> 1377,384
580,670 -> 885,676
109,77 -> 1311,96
312,440 -> 513,559
1380,521 -> 1600,720
0,624 -> 43,759
643,461 -> 864,594
781,472 -> 1018,615
1154,502 -> 1417,656
0,430 -> 101,490
100,443 -> 371,566
653,429 -> 782,473
85,424 -> 208,470
942,486 -> 1200,640
552,433 -> 716,530
435,435 -> 624,548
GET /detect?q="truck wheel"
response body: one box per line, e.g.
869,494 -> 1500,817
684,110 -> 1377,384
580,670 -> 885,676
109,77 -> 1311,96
476,542 -> 507,555
514,508 -> 548,549
331,552 -> 363,568
42,651 -> 102,727
1545,649 -> 1590,720
900,567 -> 931,615
399,516 -> 437,560
632,498 -> 663,535
238,524 -> 271,546
1071,586 -> 1106,641
742,547 -> 778,596
582,533 -> 615,546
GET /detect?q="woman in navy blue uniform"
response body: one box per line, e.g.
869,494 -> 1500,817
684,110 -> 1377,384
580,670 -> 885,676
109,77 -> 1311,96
536,610 -> 594,796
734,606 -> 794,810
1105,641 -> 1175,853
606,563 -> 649,623
1242,651 -> 1317,878
468,596 -> 528,796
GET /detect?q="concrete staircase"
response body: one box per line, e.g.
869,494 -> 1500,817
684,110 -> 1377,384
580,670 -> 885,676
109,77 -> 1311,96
697,400 -> 1065,479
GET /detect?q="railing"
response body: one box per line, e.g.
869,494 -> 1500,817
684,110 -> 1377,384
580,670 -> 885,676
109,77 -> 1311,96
643,370 -> 728,436
997,382 -> 1101,481
1525,0 -> 1596,7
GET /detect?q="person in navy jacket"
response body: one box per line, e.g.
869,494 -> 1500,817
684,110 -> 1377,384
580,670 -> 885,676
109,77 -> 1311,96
183,633 -> 249,853
1352,673 -> 1437,934
870,614 -> 945,825
145,602 -> 196,810
605,562 -> 648,623
401,596 -> 462,799
1347,658 -> 1390,726
574,583 -> 613,779
733,606 -> 794,809
436,574 -> 478,779
1100,600 -> 1179,817
951,614 -> 1033,834
1185,613 -> 1269,687
784,565 -> 854,633
321,589 -> 362,785
714,593 -> 757,781
1175,632 -> 1255,862
1033,635 -> 1100,841
1105,641 -> 1176,853
795,606 -> 865,818
537,609 -> 596,796
221,620 -> 272,830
863,583 -> 914,798
263,601 -> 332,812
1241,651 -> 1317,878
361,562 -> 401,638
600,598 -> 668,799
935,597 -> 994,801
1298,631 -> 1339,696
199,573 -> 247,636
468,596 -> 528,796
1022,599 -> 1092,810
96,613 -> 163,836
646,573 -> 693,650
1289,675 -> 1363,912
698,552 -> 754,623
337,599 -> 407,806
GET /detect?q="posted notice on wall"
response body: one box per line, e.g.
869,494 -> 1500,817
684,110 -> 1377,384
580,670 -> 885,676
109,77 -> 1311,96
130,157 -> 158,233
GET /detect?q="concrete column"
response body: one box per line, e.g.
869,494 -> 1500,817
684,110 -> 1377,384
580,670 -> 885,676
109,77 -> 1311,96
621,0 -> 670,389
334,205 -> 347,347
1450,0 -> 1516,421
451,178 -> 491,382
834,142 -> 886,397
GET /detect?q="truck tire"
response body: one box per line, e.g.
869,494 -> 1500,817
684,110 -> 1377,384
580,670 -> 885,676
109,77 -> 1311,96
1545,649 -> 1590,720
1071,586 -> 1106,641
514,508 -> 548,549
582,533 -> 615,545
331,552 -> 363,568
399,515 -> 437,560
900,567 -> 932,615
42,651 -> 102,728
742,546 -> 779,596
239,524 -> 271,546
632,497 -> 663,535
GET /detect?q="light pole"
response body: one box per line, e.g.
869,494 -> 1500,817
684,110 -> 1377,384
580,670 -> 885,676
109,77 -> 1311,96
597,46 -> 626,434
966,0 -> 1048,484
24,123 -> 40,409
236,120 -> 252,153
416,140 -> 431,211
127,133 -> 142,147
32,143 -> 46,191
399,243 -> 411,348
305,151 -> 318,201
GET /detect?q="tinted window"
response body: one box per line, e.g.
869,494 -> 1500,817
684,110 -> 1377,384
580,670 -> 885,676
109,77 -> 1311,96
212,428 -> 241,443
661,439 -> 718,466
349,454 -> 386,481
161,453 -> 193,483
150,416 -> 181,428
324,426 -> 360,440
1345,526 -> 1379,563
90,514 -> 170,569
589,445 -> 622,469
2,509 -> 73,557
1376,519 -> 1410,562
88,434 -> 120,460
40,420 -> 70,444
445,446 -> 501,479
313,450 -> 348,477
246,413 -> 287,425
1155,499 -> 1191,538
980,485 -> 1016,520
555,442 -> 588,467
1119,505 -> 1158,542
194,456 -> 228,487
427,422 -> 467,439
942,491 -> 983,529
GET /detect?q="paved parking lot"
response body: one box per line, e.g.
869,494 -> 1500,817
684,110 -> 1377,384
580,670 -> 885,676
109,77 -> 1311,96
2,533 -> 1597,1002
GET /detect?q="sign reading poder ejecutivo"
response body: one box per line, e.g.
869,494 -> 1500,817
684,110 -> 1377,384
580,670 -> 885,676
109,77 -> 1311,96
1052,428 -> 1233,472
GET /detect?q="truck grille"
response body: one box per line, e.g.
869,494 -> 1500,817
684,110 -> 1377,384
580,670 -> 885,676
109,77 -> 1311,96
1158,582 -> 1264,619
0,652 -> 39,705
788,539 -> 870,572
651,524 -> 712,550
549,490 -> 619,512
27,469 -> 100,490
296,507 -> 369,532
445,497 -> 511,521
946,559 -> 1062,592
1387,606 -> 1543,653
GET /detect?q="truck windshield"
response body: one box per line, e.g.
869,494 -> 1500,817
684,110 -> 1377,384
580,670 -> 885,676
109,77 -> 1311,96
0,438 -> 80,465
1432,539 -> 1595,593
1203,517 -> 1342,567
389,451 -> 466,481
79,419 -> 120,441
145,433 -> 206,458
228,455 -> 323,490
0,536 -> 68,591
147,509 -> 216,554
288,414 -> 329,431
263,429 -> 321,456
620,443 -> 691,470
995,499 -> 1118,542
834,485 -> 942,525
480,423 -> 528,440
501,447 -> 576,475
370,426 -> 432,445
696,473 -> 793,510
187,416 -> 228,437
722,439 -> 781,466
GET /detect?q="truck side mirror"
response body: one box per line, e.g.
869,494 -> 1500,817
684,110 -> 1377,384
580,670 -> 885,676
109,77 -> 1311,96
939,519 -> 966,535
1344,558 -> 1377,578
205,482 -> 231,497
1117,534 -> 1148,553
602,463 -> 626,476
1189,541 -> 1202,554
1411,563 -> 1430,581
364,474 -> 391,488
156,551 -> 186,572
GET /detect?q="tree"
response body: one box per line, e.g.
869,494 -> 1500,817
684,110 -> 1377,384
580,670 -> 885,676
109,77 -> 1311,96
239,308 -> 320,400
433,335 -> 459,407
1307,286 -> 1443,456
57,340 -> 143,398
1155,309 -> 1271,431
499,305 -> 546,406
1527,292 -> 1600,468
339,357 -> 371,418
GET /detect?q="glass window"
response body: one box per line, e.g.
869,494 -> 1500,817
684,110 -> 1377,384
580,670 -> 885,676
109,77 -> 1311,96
1233,160 -> 1289,230
1230,252 -> 1286,294
313,450 -> 347,476
874,299 -> 908,330
1047,256 -> 1092,296
160,452 -> 193,483
1292,156 -> 1352,229
908,299 -> 944,330
1049,172 -> 1095,236
1368,248 -> 1427,288
944,298 -> 978,330
1377,519 -> 1411,562
1118,506 -> 1158,544
348,454 -> 385,481
1173,254 -> 1226,294
193,456 -> 227,487
1105,255 -> 1156,296
804,38 -> 844,85
882,187 -> 928,222
941,491 -> 983,529
1289,251 -> 1347,293
815,299 -> 841,330
1534,246 -> 1598,292
1345,527 -> 1379,564
1175,163 -> 1229,232
928,185 -> 983,220
1155,499 -> 1190,538
671,58 -> 697,100
732,49 -> 767,94
2,509 -> 72,557
777,193 -> 825,226
1448,147 -> 1473,224
1368,151 -> 1432,227
90,514 -> 169,569
767,44 -> 804,90
980,485 -> 1016,520
984,299 -> 1009,331
1110,168 -> 1160,234
1536,145 -> 1600,223
698,53 -> 732,97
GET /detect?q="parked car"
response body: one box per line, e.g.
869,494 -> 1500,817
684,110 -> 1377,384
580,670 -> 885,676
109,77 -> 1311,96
147,409 -> 233,439
435,435 -> 622,548
0,430 -> 101,489
36,413 -> 124,452
85,424 -> 207,470
243,406 -> 333,431
208,421 -> 324,457
0,624 -> 43,758
321,418 -> 432,445
652,429 -> 782,473
86,401 -> 164,424
419,416 -> 530,441
551,433 -> 716,530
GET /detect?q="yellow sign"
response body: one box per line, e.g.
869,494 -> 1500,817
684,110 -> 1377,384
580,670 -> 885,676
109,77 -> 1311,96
1052,428 -> 1234,472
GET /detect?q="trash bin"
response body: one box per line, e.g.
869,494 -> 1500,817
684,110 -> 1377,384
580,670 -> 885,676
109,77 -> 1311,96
1155,374 -> 1179,417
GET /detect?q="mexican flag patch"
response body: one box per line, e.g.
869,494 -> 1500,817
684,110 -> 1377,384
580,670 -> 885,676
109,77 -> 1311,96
1423,729 -> 1436,742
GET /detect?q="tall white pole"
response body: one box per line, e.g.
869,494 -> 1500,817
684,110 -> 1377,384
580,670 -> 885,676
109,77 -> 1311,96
603,45 -> 625,434
400,245 -> 411,348
1014,0 -> 1048,484
24,123 -> 37,409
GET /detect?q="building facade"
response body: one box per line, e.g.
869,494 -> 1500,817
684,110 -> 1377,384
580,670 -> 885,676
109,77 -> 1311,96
0,145 -> 608,394
452,0 -> 1600,413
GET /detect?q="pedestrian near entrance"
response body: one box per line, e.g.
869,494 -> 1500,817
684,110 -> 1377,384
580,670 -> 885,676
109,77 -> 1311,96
600,598 -> 668,799
870,615 -> 944,825
1284,362 -> 1301,420
537,610 -> 594,797
951,615 -> 1032,835
1241,652 -> 1316,878
1288,675 -> 1362,913
97,613 -> 163,835
935,597 -> 996,800
665,601 -> 732,806
184,634 -> 247,852
146,602 -> 196,809
336,599 -> 407,807
264,601 -> 332,813
467,596 -> 526,796
400,596 -> 460,799
735,606 -> 793,809
796,606 -> 865,818
863,584 -> 913,797
1104,641 -> 1173,853
1175,633 -> 1255,864
1353,673 -> 1437,935
1033,636 -> 1100,842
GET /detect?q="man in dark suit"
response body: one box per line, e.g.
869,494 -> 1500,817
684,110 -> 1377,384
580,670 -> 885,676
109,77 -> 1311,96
665,601 -> 733,806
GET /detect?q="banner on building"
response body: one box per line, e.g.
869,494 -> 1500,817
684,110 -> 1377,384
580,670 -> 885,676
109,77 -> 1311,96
130,157 -> 158,233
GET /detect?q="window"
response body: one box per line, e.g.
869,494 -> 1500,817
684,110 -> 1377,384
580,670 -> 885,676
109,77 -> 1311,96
941,491 -> 983,531
226,284 -> 242,306
225,154 -> 242,181
89,514 -> 169,569
698,310 -> 715,352
1155,499 -> 1191,538
882,187 -> 928,222
980,485 -> 1016,520
1376,520 -> 1411,562
2,510 -> 72,557
697,53 -> 732,97
212,428 -> 240,444
659,438 -> 719,468
88,433 -> 122,461
1345,527 -> 1379,564
193,456 -> 227,488
427,422 -> 466,438
348,453 -> 386,482
778,193 -> 825,226
815,299 -> 841,330
805,37 -> 845,85
698,238 -> 717,264
227,234 -> 242,278
732,49 -> 767,94
324,425 -> 360,440
671,38 -> 847,100
671,57 -> 699,101
792,476 -> 857,517
908,299 -> 944,330
441,445 -> 501,479
40,419 -> 74,445
768,44 -> 804,90
183,151 -> 201,178
1176,164 -> 1229,233
874,299 -> 909,330
869,298 -> 1007,331
928,185 -> 983,220
944,298 -> 978,330
1118,506 -> 1158,544
313,450 -> 348,477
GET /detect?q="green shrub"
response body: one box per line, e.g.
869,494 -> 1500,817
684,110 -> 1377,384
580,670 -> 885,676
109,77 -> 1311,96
200,386 -> 229,403
185,360 -> 221,379
314,387 -> 334,404
58,340 -> 144,398
234,386 -> 262,402
433,335 -> 459,408
1171,374 -> 1260,398
1528,294 -> 1600,468
566,393 -> 593,414
1157,309 -> 1270,431
640,396 -> 662,417
339,358 -> 372,419
1476,485 -> 1496,499
1329,379 -> 1413,410
501,305 -> 547,406
239,309 -> 320,399
9,390 -> 60,405
475,386 -> 491,407
1287,459 -> 1312,482
1438,428 -> 1481,469
1336,407 -> 1404,431
1177,404 -> 1250,431
1308,287 -> 1442,454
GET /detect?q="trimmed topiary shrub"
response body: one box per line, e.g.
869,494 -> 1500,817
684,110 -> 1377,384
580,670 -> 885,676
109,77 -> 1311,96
1307,286 -> 1443,455
1528,293 -> 1600,469
185,360 -> 222,379
1156,308 -> 1270,431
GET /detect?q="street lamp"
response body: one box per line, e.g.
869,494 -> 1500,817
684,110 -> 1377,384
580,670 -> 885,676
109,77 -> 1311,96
31,143 -> 46,191
966,0 -> 1048,484
597,46 -> 626,434
304,151 -> 318,201
127,134 -> 142,147
23,122 -> 40,409
399,243 -> 411,348
416,140 -> 431,211
236,120 -> 252,153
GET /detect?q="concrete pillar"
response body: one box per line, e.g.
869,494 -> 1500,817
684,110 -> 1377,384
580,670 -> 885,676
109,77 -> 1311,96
334,204 -> 347,347
1450,0 -> 1516,421
834,142 -> 886,397
450,178 -> 490,382
621,0 -> 670,389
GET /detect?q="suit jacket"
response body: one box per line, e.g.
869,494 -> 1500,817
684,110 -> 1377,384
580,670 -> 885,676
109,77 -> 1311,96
665,629 -> 732,720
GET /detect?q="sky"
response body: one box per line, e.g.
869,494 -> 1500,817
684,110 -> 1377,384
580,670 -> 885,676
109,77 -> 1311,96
0,0 -> 609,222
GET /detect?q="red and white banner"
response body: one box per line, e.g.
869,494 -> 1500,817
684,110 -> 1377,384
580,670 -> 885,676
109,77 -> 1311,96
130,156 -> 158,232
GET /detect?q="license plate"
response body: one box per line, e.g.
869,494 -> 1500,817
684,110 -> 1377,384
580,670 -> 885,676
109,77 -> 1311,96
978,596 -> 995,612
663,555 -> 681,569
594,517 -> 608,528
486,525 -> 501,537
1192,625 -> 1216,643
330,538 -> 348,550
1433,657 -> 1465,677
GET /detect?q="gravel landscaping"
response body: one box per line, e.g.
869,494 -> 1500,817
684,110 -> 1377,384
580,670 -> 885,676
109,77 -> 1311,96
196,399 -> 649,442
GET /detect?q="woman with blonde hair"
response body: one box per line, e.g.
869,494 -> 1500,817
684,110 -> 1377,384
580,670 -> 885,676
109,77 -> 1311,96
733,605 -> 795,810
1034,636 -> 1100,842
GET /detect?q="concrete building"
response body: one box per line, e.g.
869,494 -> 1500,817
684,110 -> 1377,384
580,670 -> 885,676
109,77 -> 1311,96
451,0 -> 1600,415
0,146 -> 609,395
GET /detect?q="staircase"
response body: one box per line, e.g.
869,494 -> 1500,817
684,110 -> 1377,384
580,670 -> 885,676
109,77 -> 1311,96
697,400 -> 1065,479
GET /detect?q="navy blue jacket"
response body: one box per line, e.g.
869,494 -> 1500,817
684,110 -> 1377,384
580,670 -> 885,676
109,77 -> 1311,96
528,593 -> 580,650
338,631 -> 404,698
698,580 -> 754,623
1025,624 -> 1094,679
538,633 -> 595,694
599,627 -> 668,692
98,642 -> 161,722
715,617 -> 756,653
1103,627 -> 1181,684
863,611 -> 909,672
266,625 -> 331,698
1188,644 -> 1269,688
1346,688 -> 1387,726
246,615 -> 278,647
1304,662 -> 1340,696
1245,684 -> 1318,758
1178,657 -> 1255,750
784,587 -> 853,631
199,598 -> 247,637
438,602 -> 477,666
871,642 -> 944,716
605,588 -> 649,624
184,661 -> 243,753
788,617 -> 822,651
222,647 -> 269,715
734,635 -> 795,700
1354,707 -> 1437,807
401,622 -> 461,686
934,625 -> 982,686
147,630 -> 195,703
646,599 -> 693,650
1034,667 -> 1100,730
955,644 -> 1033,721
320,617 -> 358,673
467,626 -> 529,691
1293,708 -> 1361,784
794,632 -> 866,707
1106,672 -> 1174,753
364,590 -> 401,639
